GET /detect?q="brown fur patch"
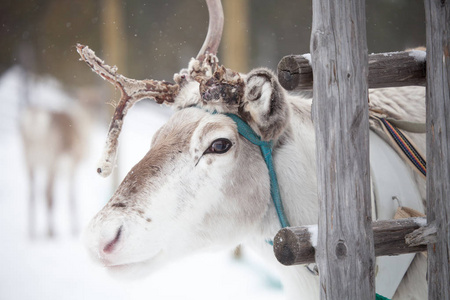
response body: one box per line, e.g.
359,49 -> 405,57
199,123 -> 228,140
114,113 -> 201,203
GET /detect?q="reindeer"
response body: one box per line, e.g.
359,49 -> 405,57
21,106 -> 83,238
20,77 -> 102,238
79,0 -> 427,299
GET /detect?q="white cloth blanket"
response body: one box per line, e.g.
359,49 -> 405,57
369,131 -> 425,298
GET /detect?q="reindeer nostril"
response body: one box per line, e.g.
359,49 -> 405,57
103,226 -> 122,253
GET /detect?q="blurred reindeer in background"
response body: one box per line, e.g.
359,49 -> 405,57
21,104 -> 84,238
18,43 -> 104,238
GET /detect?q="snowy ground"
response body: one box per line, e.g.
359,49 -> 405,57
0,68 -> 286,300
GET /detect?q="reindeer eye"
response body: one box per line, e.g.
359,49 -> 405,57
204,138 -> 232,154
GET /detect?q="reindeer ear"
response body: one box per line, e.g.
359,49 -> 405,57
240,68 -> 290,141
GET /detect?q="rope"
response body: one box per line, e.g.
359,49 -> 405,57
224,113 -> 291,228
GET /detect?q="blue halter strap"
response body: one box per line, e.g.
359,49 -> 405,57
223,113 -> 291,229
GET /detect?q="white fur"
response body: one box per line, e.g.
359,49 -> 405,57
84,73 -> 426,299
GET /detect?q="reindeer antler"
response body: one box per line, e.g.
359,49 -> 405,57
196,0 -> 224,61
77,0 -> 245,178
76,44 -> 179,177
76,45 -> 179,105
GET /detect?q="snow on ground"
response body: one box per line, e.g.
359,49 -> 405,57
0,68 -> 286,300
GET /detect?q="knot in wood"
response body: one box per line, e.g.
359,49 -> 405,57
335,241 -> 348,259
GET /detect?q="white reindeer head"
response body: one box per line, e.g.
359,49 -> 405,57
81,0 -> 290,278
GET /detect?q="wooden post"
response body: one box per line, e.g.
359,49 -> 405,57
222,0 -> 250,259
310,0 -> 375,298
424,0 -> 450,299
101,0 -> 127,187
101,0 -> 127,74
222,0 -> 249,73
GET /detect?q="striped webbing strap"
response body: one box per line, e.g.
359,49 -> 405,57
376,117 -> 427,177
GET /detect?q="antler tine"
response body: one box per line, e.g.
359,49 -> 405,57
196,0 -> 224,61
76,44 -> 179,177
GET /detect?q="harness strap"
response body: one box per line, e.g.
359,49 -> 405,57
224,113 -> 291,228
373,116 -> 426,178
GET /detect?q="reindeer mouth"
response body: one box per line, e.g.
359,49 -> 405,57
103,250 -> 164,279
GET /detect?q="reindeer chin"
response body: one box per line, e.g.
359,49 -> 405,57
103,250 -> 165,280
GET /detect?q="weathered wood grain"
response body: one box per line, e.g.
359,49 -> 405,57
274,218 -> 428,265
310,0 -> 375,298
424,0 -> 450,299
277,51 -> 426,92
405,222 -> 437,247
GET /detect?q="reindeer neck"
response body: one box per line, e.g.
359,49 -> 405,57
243,98 -> 321,299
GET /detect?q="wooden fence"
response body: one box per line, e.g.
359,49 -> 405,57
273,0 -> 449,299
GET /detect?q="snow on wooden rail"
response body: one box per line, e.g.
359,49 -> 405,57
273,217 -> 437,266
277,50 -> 426,92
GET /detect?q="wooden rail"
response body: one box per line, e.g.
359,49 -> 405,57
274,217 -> 436,266
277,50 -> 426,91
